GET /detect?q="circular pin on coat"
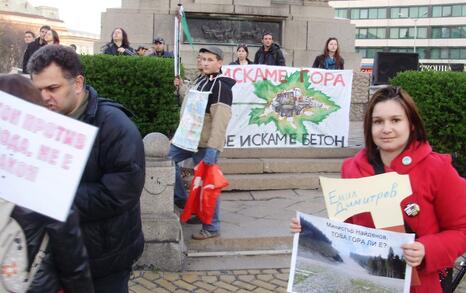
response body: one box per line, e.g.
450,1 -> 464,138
404,203 -> 420,217
402,156 -> 412,166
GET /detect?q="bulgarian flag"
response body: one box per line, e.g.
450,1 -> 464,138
179,5 -> 193,48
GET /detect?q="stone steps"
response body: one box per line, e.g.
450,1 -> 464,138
218,158 -> 343,174
224,172 -> 340,191
182,189 -> 327,270
221,147 -> 360,159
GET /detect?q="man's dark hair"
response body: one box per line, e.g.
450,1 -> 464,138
262,32 -> 273,39
28,45 -> 84,79
25,30 -> 35,37
40,25 -> 51,31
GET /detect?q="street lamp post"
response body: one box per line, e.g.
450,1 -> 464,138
414,18 -> 418,53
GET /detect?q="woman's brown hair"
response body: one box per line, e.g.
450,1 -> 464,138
0,74 -> 44,106
323,37 -> 343,68
364,85 -> 427,163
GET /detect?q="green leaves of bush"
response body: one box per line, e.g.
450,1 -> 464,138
391,71 -> 466,176
80,54 -> 181,138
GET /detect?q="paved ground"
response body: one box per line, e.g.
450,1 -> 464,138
129,269 -> 289,293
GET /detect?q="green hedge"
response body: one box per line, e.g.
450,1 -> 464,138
80,54 -> 181,138
391,71 -> 466,176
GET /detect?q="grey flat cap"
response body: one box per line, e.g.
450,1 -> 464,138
199,46 -> 224,60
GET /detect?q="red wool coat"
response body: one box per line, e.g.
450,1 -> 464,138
341,142 -> 466,293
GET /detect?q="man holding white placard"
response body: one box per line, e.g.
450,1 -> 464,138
28,45 -> 145,293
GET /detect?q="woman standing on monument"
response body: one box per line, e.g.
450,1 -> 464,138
230,43 -> 253,65
290,86 -> 466,292
312,37 -> 344,69
102,27 -> 135,56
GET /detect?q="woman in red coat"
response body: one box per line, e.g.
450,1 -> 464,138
291,86 -> 466,292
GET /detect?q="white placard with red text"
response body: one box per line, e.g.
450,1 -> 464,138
222,65 -> 353,148
0,91 -> 97,221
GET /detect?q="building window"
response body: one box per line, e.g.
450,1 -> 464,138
442,6 -> 452,17
432,6 -> 442,17
452,5 -> 462,17
357,48 -> 366,58
409,7 -> 419,18
368,8 -> 378,19
432,27 -> 442,38
360,8 -> 369,19
351,9 -> 360,19
431,48 -> 440,59
377,28 -> 386,39
431,26 -> 466,39
418,6 -> 428,18
417,48 -> 427,59
378,8 -> 387,19
335,8 -> 348,19
451,27 -> 462,38
440,48 -> 449,59
358,28 -> 368,39
442,27 -> 451,38
400,28 -> 410,39
356,47 -> 384,58
463,5 -> 466,17
450,48 -> 460,59
417,27 -> 428,39
461,48 -> 466,59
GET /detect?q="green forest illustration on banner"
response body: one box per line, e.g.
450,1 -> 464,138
249,71 -> 341,143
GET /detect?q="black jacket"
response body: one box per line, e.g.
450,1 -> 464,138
102,42 -> 136,56
12,207 -> 94,293
312,54 -> 344,70
22,38 -> 46,73
148,50 -> 174,58
75,86 -> 145,280
253,43 -> 286,66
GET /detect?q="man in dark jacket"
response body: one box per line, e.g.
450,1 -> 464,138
0,73 -> 94,293
28,45 -> 145,293
253,32 -> 286,66
147,37 -> 174,58
22,25 -> 50,73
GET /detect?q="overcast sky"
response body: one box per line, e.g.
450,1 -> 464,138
29,0 -> 121,34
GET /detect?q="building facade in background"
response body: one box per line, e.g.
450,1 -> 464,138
329,0 -> 466,71
0,0 -> 98,73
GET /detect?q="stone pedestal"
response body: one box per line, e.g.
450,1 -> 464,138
136,132 -> 186,271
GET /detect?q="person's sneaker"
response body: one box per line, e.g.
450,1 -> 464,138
192,229 -> 219,240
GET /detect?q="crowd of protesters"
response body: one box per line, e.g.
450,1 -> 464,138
98,27 -> 344,70
10,21 -> 464,293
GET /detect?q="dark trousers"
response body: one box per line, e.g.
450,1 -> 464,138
93,269 -> 131,293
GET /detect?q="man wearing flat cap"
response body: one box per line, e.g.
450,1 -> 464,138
147,37 -> 173,57
169,46 -> 235,240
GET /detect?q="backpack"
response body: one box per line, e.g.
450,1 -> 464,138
0,200 -> 49,293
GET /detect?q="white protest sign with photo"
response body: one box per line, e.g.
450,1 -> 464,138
288,212 -> 414,293
222,65 -> 353,148
320,173 -> 412,229
0,91 -> 98,221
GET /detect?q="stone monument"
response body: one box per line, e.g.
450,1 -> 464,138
136,132 -> 186,271
97,0 -> 361,70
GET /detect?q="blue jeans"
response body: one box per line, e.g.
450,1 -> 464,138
168,144 -> 221,232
